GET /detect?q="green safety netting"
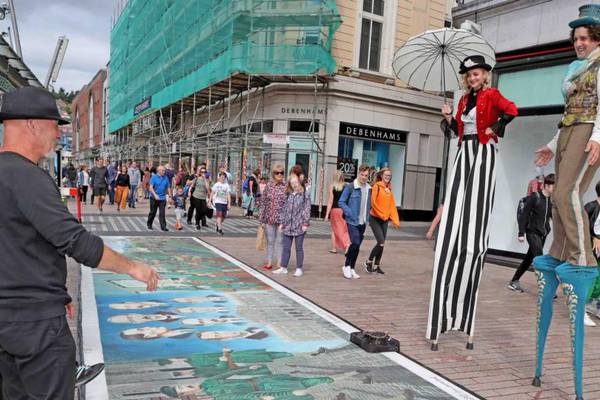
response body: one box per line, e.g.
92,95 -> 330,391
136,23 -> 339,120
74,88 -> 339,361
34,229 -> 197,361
109,0 -> 341,133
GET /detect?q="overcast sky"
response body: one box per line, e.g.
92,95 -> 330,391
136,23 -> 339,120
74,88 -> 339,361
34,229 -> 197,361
1,0 -> 115,92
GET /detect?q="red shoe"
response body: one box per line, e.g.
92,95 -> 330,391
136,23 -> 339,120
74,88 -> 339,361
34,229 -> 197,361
261,265 -> 273,270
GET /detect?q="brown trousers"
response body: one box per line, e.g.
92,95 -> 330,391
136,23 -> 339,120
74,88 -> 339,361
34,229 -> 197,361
115,186 -> 129,210
549,124 -> 600,266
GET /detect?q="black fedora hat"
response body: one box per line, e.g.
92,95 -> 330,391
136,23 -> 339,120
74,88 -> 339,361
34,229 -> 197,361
459,55 -> 493,74
0,86 -> 69,125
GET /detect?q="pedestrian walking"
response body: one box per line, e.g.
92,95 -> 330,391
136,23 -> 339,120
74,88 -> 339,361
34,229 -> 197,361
244,169 -> 259,218
210,172 -> 231,235
127,161 -> 141,208
339,164 -> 372,280
188,165 -> 210,230
274,174 -> 311,277
324,170 -> 350,254
172,185 -> 186,231
66,163 -> 77,189
364,168 -> 400,275
89,158 -> 109,212
509,174 -> 555,292
107,161 -> 117,205
142,167 -> 151,199
147,165 -> 172,231
427,54 -> 518,350
115,164 -> 131,212
258,164 -> 286,271
532,7 -> 600,397
0,86 -> 159,400
219,164 -> 232,185
584,181 -> 600,327
77,165 -> 89,204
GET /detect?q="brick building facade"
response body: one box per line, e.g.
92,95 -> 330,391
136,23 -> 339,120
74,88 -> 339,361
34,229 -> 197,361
71,69 -> 107,166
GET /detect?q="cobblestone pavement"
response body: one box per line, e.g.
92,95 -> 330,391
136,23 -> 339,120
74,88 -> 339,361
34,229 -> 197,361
83,236 -> 474,400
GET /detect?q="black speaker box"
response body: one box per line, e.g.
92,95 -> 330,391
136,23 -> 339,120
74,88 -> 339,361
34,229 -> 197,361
350,331 -> 400,353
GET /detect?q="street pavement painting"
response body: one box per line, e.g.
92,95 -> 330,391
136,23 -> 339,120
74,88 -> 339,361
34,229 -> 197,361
84,236 -> 478,400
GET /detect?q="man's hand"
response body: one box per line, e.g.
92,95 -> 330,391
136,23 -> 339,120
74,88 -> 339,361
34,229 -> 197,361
128,261 -> 160,291
426,231 -> 433,240
518,236 -> 525,243
535,146 -> 554,167
485,127 -> 494,136
153,194 -> 160,201
585,140 -> 600,166
66,303 -> 75,320
392,222 -> 400,229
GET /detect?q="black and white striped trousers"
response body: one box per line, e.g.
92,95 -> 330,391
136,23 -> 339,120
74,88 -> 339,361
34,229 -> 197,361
427,137 -> 497,341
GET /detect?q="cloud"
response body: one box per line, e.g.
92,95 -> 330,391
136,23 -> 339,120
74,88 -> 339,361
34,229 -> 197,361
0,0 -> 114,91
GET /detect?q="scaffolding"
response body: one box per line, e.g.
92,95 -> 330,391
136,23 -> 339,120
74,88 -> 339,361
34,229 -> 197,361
109,0 -> 340,132
106,0 -> 340,210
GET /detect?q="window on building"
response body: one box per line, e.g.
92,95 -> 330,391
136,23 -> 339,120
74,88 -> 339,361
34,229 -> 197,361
359,0 -> 384,71
88,95 -> 94,148
75,111 -> 80,152
289,120 -> 319,133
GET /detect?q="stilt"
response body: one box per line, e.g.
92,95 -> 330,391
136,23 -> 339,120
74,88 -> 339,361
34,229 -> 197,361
532,255 -> 562,386
466,336 -> 474,350
430,340 -> 438,351
556,263 -> 598,400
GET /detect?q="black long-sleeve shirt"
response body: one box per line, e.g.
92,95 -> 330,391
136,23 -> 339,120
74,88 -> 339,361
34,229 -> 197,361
116,172 -> 130,188
518,191 -> 552,237
0,152 -> 104,321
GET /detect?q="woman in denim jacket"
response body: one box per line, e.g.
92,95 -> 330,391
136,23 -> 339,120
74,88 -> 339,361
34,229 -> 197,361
273,174 -> 311,277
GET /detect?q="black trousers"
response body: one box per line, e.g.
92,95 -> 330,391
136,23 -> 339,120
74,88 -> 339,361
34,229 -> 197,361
368,217 -> 389,265
512,232 -> 546,282
188,197 -> 207,226
148,198 -> 167,229
79,186 -> 88,204
0,316 -> 75,400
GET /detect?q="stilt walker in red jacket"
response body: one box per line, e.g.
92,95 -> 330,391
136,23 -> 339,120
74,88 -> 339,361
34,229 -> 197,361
427,55 -> 518,351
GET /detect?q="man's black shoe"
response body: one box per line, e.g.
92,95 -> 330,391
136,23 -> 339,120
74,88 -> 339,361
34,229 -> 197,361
364,260 -> 373,274
147,225 -> 153,230
161,228 -> 169,232
202,223 -> 208,227
196,225 -> 201,231
75,363 -> 105,388
374,266 -> 385,274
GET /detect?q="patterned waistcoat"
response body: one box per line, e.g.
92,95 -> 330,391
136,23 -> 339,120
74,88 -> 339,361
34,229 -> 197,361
562,60 -> 600,127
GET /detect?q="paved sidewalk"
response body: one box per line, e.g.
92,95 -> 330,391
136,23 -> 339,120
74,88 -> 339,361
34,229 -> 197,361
203,236 -> 600,400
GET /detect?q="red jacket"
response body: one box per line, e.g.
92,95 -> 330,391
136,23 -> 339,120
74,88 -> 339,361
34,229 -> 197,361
454,87 -> 518,145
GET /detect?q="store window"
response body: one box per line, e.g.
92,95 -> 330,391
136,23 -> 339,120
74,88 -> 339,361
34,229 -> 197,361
359,0 -> 384,71
336,121 -> 406,206
497,63 -> 569,108
289,120 -> 319,133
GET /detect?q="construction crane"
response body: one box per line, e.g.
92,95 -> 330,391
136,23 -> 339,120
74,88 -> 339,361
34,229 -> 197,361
45,36 -> 69,91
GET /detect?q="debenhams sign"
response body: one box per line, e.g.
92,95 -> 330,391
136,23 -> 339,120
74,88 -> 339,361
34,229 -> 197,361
339,122 -> 407,144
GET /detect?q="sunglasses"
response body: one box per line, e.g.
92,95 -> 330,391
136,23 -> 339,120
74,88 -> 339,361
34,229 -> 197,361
274,171 -> 284,175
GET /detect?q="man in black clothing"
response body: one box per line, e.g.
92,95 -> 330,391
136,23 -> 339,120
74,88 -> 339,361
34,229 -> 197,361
509,174 -> 556,292
89,158 -> 109,212
0,87 -> 160,400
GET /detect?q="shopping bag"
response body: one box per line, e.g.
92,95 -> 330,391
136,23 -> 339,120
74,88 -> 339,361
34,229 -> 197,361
206,206 -> 214,219
256,224 -> 267,251
242,193 -> 251,209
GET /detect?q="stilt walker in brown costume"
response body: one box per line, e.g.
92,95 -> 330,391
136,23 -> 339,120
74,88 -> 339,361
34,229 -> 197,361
533,5 -> 600,400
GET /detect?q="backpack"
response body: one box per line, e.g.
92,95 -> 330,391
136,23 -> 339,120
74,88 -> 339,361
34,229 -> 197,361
517,191 -> 540,226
